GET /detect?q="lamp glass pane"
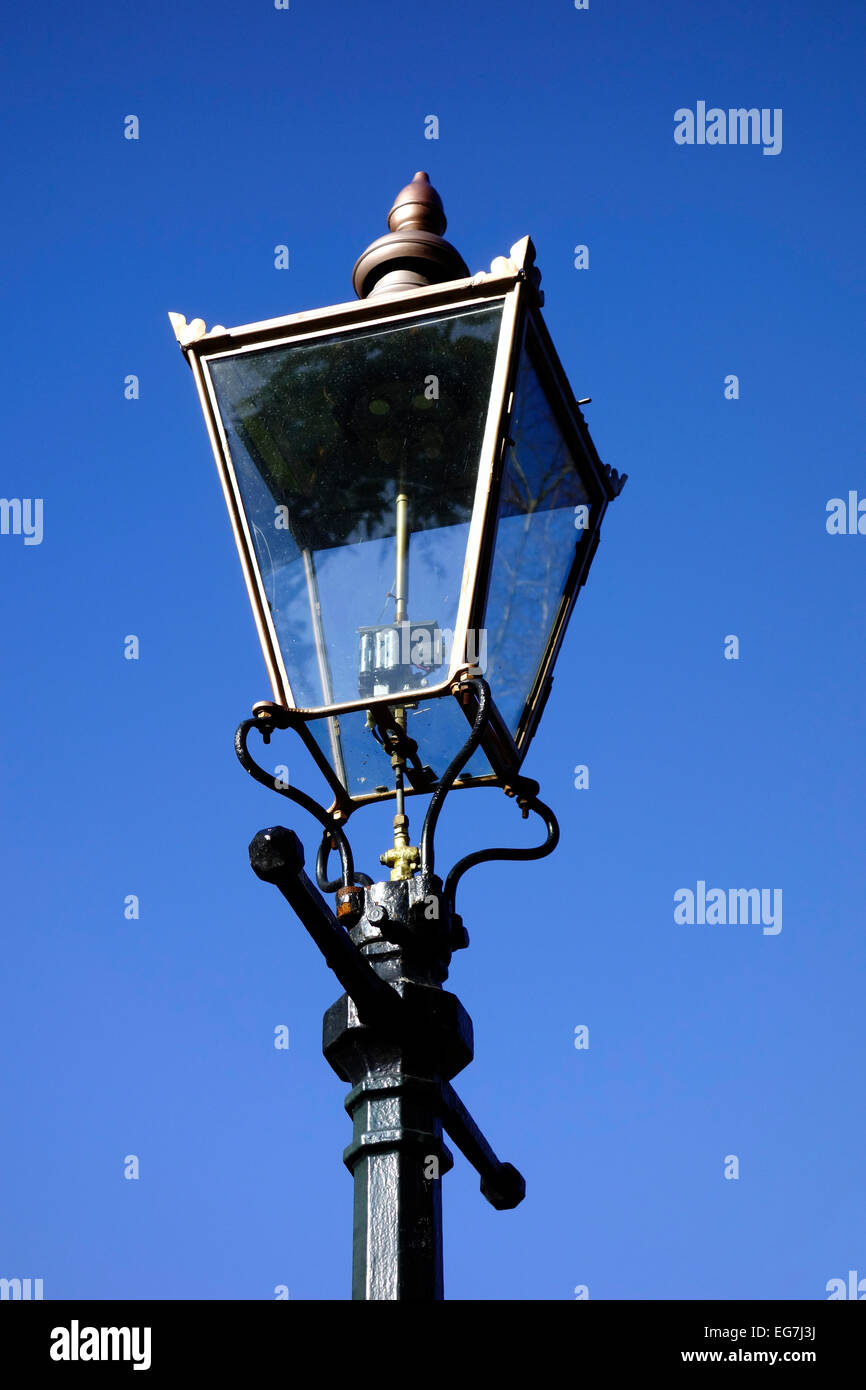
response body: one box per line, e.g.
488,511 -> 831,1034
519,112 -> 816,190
483,340 -> 594,737
209,302 -> 503,710
208,301 -> 503,793
306,695 -> 494,801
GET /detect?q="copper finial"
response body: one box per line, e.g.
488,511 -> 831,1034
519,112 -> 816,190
352,172 -> 469,299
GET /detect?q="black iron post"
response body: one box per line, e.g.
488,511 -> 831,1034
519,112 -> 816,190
323,876 -> 470,1300
248,817 -> 527,1300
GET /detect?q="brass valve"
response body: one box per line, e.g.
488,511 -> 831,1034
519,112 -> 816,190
380,812 -> 420,881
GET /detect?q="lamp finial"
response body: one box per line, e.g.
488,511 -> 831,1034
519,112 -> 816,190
352,172 -> 469,299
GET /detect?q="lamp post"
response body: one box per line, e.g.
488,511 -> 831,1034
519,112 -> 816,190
170,172 -> 626,1300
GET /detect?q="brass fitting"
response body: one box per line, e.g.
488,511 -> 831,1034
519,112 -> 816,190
380,812 -> 420,881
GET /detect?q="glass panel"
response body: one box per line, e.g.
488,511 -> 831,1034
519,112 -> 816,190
306,696 -> 494,801
483,340 -> 594,738
209,303 -> 503,735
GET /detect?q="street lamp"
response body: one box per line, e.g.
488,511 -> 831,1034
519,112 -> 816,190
170,171 -> 626,1300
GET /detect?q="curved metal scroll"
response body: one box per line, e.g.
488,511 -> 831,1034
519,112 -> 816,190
443,791 -> 560,912
234,717 -> 356,889
420,677 -> 492,878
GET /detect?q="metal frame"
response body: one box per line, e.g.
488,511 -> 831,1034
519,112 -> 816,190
190,280 -> 520,716
171,237 -> 625,811
237,675 -> 560,899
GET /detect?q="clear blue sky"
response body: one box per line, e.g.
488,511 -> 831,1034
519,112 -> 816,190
1,0 -> 864,1300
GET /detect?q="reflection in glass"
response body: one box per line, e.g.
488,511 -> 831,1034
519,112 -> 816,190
484,342 -> 593,737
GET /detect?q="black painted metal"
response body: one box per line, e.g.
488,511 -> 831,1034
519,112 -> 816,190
439,1082 -> 526,1210
238,693 -> 561,1299
247,824 -> 527,1299
420,676 -> 491,877
443,789 -> 560,913
236,717 -> 355,887
316,830 -> 374,894
249,827 -> 403,1033
323,876 -> 470,1300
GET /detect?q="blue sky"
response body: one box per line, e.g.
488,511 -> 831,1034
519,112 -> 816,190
1,0 -> 864,1299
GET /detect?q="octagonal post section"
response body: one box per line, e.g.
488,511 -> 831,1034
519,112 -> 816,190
322,875 -> 472,1301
